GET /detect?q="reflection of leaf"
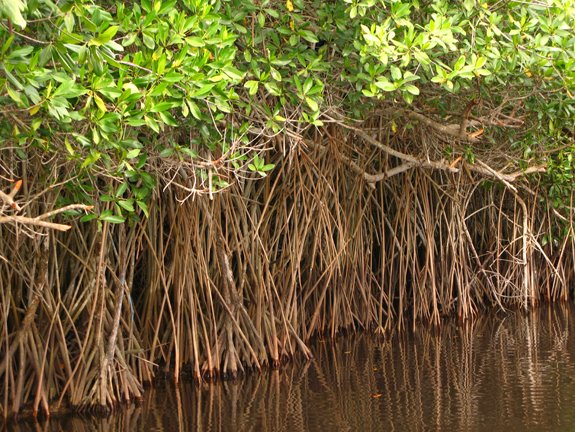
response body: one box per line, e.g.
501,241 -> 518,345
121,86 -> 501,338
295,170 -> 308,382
0,0 -> 27,29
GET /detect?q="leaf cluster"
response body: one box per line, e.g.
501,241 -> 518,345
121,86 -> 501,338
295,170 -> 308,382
1,0 -> 574,222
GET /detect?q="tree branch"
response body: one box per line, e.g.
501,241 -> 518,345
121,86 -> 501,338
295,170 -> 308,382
341,124 -> 545,185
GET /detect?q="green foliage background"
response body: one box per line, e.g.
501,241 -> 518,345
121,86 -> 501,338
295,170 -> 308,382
1,0 -> 574,223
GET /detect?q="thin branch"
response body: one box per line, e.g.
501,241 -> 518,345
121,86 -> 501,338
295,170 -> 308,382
337,121 -> 545,185
0,215 -> 72,231
0,189 -> 21,211
405,110 -> 481,143
36,204 -> 94,220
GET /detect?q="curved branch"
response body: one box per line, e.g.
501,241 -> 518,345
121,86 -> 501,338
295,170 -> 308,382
341,124 -> 546,185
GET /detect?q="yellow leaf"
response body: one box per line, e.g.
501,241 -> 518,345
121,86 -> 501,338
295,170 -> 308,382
289,20 -> 295,31
29,105 -> 41,116
65,137 -> 75,156
391,119 -> 397,133
286,0 -> 294,12
94,94 -> 108,112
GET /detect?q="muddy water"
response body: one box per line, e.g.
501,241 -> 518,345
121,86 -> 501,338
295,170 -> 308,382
9,304 -> 575,431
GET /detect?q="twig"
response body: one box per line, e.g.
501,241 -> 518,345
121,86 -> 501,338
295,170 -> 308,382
0,189 -> 21,211
0,204 -> 93,231
406,110 -> 481,143
343,124 -> 545,185
0,215 -> 72,231
35,204 -> 94,220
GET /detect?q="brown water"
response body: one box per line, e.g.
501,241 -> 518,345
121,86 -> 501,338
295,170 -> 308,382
8,304 -> 575,432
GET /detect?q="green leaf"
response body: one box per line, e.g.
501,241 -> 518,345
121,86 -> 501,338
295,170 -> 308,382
53,81 -> 88,99
149,101 -> 174,112
187,100 -> 202,119
299,30 -> 319,44
158,110 -> 178,126
270,67 -> 282,82
185,37 -> 205,47
305,97 -> 319,112
144,115 -> 160,133
0,0 -> 27,29
404,85 -> 420,95
303,78 -> 313,94
126,149 -> 141,159
244,80 -> 259,96
89,26 -> 120,46
474,68 -> 491,76
223,66 -> 245,81
102,26 -> 120,40
64,12 -> 74,32
64,137 -> 75,156
159,148 -> 174,157
81,150 -> 101,169
375,80 -> 396,92
122,33 -> 138,47
98,87 -> 122,100
137,201 -> 149,217
116,182 -> 129,197
163,72 -> 184,83
143,33 -> 156,49
118,200 -> 135,212
390,66 -> 402,81
191,83 -> 215,98
6,85 -> 23,104
80,213 -> 98,222
100,214 -> 126,224
454,55 -> 466,71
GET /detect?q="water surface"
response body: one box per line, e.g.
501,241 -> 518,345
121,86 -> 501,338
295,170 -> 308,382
10,304 -> 575,431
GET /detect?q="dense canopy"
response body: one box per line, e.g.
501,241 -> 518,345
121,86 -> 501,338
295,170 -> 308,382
1,0 -> 574,220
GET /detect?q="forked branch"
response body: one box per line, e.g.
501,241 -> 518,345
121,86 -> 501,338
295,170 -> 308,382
0,182 -> 93,231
